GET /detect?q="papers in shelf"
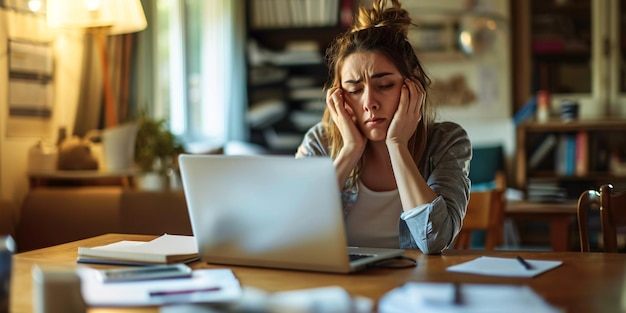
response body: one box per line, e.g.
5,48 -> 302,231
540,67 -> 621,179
446,256 -> 563,278
379,282 -> 562,313
78,267 -> 241,306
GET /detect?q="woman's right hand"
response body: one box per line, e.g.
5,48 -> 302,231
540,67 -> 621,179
326,87 -> 367,189
326,87 -> 367,156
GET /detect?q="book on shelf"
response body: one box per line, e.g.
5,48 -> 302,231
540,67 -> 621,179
77,234 -> 199,265
528,134 -> 557,169
290,86 -> 325,100
555,134 -> 576,176
575,131 -> 589,177
250,0 -> 340,29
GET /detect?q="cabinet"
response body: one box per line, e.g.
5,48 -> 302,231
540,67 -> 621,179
512,0 -> 626,118
515,119 -> 626,201
245,0 -> 354,153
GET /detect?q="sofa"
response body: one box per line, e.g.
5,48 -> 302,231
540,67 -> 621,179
13,187 -> 192,252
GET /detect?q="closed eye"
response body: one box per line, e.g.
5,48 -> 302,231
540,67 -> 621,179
347,89 -> 362,95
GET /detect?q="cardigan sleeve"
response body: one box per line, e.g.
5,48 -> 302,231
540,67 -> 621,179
400,122 -> 472,254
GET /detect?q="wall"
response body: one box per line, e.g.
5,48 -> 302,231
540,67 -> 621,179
404,1 -> 515,176
0,9 -> 84,205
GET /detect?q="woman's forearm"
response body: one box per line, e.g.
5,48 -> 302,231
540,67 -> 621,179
387,142 -> 437,211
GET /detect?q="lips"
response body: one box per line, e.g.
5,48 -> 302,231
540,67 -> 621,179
365,117 -> 386,127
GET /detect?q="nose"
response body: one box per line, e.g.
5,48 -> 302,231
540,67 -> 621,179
362,88 -> 380,112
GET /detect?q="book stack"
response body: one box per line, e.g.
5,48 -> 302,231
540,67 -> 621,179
77,234 -> 199,265
249,0 -> 341,29
527,180 -> 567,203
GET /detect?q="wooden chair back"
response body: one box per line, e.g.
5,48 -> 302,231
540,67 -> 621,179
455,186 -> 505,250
578,184 -> 626,252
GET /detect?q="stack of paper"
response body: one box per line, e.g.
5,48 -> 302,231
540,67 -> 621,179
379,282 -> 562,313
77,234 -> 199,265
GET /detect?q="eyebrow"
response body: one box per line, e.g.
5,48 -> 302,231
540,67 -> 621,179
343,72 -> 394,84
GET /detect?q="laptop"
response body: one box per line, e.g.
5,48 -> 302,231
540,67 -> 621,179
178,154 -> 405,273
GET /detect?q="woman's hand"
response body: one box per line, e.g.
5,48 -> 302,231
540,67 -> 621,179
387,78 -> 425,146
326,87 -> 367,155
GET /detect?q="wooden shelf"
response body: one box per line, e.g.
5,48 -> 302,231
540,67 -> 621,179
516,119 -> 626,200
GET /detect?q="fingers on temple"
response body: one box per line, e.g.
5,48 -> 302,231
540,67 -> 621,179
407,78 -> 425,113
326,88 -> 341,113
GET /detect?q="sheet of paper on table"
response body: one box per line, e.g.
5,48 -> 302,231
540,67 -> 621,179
78,267 -> 241,306
378,282 -> 563,313
160,286 -> 374,313
446,256 -> 563,278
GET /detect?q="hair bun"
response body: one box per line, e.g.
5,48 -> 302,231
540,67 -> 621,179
352,0 -> 413,37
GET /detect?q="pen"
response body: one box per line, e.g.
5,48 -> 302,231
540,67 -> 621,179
149,286 -> 221,297
516,256 -> 533,270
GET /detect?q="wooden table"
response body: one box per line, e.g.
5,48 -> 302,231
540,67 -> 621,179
11,234 -> 626,313
506,200 -> 578,251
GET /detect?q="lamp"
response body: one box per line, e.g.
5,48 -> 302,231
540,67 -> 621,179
46,0 -> 147,127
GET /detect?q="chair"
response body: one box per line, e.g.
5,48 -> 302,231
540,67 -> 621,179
456,187 -> 506,249
455,145 -> 507,250
578,184 -> 626,252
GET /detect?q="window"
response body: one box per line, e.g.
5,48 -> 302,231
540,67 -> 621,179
143,0 -> 247,152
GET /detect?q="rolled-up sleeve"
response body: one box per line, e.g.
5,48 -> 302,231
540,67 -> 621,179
400,123 -> 471,254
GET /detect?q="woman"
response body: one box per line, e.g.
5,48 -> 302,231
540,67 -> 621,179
295,0 -> 471,254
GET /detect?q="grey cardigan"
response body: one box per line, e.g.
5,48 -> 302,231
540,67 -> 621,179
295,121 -> 471,254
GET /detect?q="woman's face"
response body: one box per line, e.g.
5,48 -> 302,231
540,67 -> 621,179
340,51 -> 404,142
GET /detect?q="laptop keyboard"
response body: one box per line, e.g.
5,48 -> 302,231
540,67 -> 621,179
349,254 -> 374,261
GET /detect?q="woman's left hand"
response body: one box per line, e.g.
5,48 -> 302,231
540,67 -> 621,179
386,78 -> 425,146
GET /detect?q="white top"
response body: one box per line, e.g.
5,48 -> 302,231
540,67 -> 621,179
345,181 -> 402,248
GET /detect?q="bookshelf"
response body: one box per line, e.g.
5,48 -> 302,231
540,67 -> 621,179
516,119 -> 626,201
245,0 -> 354,153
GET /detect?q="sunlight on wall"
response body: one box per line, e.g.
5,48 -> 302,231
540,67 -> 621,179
0,9 -> 83,203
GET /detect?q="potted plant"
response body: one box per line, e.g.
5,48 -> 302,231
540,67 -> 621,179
133,114 -> 185,190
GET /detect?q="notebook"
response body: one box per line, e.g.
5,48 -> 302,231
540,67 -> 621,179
178,154 -> 405,273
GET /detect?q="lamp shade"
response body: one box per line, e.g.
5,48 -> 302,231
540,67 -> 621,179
47,0 -> 147,35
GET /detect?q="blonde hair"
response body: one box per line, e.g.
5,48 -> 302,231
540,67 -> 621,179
323,0 -> 434,189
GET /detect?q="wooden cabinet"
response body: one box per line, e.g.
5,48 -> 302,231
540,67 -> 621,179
244,0 -> 354,153
515,119 -> 626,200
512,0 -> 626,118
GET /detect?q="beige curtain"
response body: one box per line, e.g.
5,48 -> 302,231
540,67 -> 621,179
73,32 -> 139,137
108,34 -> 137,123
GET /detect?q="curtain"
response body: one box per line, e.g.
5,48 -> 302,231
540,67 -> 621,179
134,0 -> 247,148
73,34 -> 102,137
73,31 -> 139,137
225,1 -> 248,141
108,33 -> 139,123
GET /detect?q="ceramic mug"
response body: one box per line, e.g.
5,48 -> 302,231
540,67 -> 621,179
100,123 -> 138,171
560,100 -> 579,122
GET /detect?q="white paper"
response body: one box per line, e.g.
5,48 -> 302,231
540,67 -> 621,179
78,268 -> 241,306
446,256 -> 563,278
91,234 -> 198,255
160,286 -> 374,313
379,282 -> 563,313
